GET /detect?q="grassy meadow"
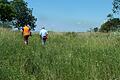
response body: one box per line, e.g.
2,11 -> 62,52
0,28 -> 120,80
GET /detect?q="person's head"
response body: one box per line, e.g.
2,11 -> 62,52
24,24 -> 27,26
42,27 -> 45,29
24,24 -> 29,27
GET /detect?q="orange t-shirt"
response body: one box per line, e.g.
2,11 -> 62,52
23,26 -> 30,36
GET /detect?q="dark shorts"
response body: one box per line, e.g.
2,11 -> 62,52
24,35 -> 29,41
43,36 -> 47,41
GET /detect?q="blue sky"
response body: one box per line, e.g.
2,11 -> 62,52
26,0 -> 113,32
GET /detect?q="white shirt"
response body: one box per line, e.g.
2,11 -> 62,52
39,29 -> 48,37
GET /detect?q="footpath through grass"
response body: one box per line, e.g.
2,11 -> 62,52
0,28 -> 120,80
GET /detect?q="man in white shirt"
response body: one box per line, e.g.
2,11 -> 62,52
39,27 -> 48,45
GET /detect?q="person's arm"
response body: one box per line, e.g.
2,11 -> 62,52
39,30 -> 42,39
46,30 -> 48,36
22,28 -> 24,36
46,33 -> 48,36
29,31 -> 32,36
29,28 -> 32,36
46,31 -> 48,39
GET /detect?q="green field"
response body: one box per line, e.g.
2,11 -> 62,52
0,28 -> 120,80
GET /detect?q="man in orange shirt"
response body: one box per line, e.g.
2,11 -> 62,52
22,24 -> 31,45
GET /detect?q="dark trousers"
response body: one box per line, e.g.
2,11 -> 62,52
24,35 -> 29,45
41,36 -> 47,45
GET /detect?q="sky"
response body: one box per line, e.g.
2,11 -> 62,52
26,0 -> 113,32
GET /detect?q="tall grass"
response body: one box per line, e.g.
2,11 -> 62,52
0,28 -> 120,80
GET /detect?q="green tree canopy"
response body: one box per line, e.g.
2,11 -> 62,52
0,0 -> 15,22
11,0 -> 37,30
113,0 -> 120,13
100,18 -> 120,32
0,0 -> 37,30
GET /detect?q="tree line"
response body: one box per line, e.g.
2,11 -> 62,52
0,0 -> 37,30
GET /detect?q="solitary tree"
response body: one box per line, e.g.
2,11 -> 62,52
93,27 -> 99,32
11,0 -> 37,30
0,0 -> 36,29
